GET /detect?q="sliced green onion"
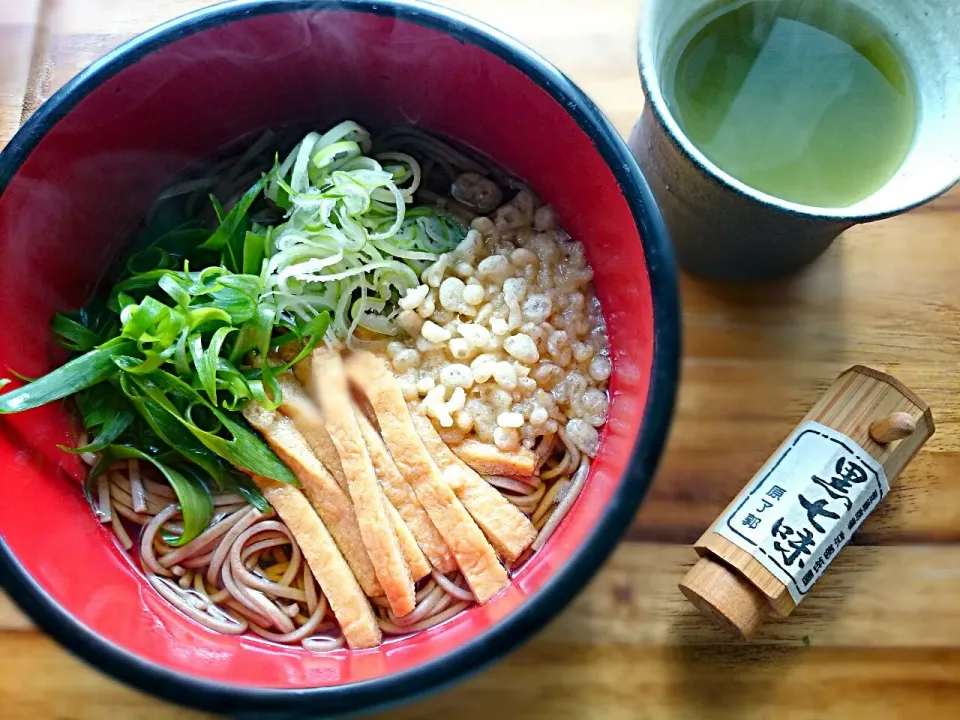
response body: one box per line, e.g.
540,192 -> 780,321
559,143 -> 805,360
200,175 -> 267,252
265,124 -> 466,340
52,313 -> 102,353
60,410 -> 134,454
0,342 -> 134,414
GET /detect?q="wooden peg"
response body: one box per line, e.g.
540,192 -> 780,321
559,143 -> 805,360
869,412 -> 917,444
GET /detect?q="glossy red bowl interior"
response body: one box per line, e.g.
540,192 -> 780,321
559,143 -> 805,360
0,0 -> 678,715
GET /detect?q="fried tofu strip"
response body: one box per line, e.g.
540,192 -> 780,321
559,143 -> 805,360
292,353 -> 315,393
346,351 -> 508,604
280,373 -> 431,579
384,500 -> 432,581
252,475 -> 381,649
242,403 -> 382,597
412,413 -> 536,563
452,439 -> 537,479
276,373 -> 347,490
312,351 -> 415,617
355,408 -> 455,575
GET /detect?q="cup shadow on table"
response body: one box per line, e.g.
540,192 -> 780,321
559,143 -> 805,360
679,228 -> 848,337
632,232 -> 851,547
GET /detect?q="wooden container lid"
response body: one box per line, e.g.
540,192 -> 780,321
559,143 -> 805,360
680,558 -> 770,641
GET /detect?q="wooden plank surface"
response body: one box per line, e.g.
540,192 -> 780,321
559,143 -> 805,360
2,0 -> 960,717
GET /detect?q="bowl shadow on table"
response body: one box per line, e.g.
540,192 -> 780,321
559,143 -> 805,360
661,514 -> 883,716
662,608 -> 820,716
663,642 -> 807,716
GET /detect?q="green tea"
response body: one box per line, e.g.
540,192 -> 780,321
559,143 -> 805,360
664,0 -> 917,208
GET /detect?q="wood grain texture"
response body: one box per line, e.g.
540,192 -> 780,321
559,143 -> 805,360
5,633 -> 960,720
0,0 -> 959,718
0,634 -> 213,720
390,645 -> 960,720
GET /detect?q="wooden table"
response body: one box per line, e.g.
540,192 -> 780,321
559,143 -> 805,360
2,1 -> 959,717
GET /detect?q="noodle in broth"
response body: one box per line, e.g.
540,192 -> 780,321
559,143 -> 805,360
91,426 -> 589,647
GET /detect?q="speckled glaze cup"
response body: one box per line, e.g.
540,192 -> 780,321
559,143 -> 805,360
630,0 -> 960,282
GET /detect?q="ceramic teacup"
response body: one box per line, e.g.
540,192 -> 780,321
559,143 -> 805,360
630,0 -> 960,281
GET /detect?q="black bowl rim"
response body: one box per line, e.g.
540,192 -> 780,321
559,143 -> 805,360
0,0 -> 680,716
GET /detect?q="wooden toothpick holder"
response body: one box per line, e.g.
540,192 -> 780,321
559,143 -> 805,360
679,365 -> 934,640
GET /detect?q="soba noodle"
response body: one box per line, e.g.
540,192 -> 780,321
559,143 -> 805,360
88,430 -> 588,648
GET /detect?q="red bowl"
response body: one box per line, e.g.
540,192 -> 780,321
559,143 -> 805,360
0,0 -> 679,715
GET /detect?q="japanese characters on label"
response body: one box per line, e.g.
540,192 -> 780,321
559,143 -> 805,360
714,421 -> 889,604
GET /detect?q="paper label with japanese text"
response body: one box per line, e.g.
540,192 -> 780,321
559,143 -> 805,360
714,421 -> 889,604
